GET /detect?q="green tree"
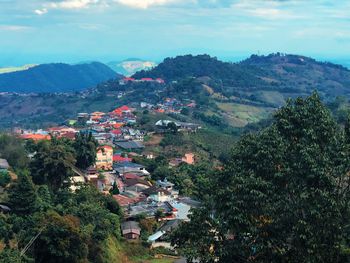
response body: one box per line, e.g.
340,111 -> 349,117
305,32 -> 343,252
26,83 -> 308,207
0,134 -> 28,170
109,181 -> 120,195
167,122 -> 178,134
0,249 -> 23,263
172,93 -> 350,262
8,171 -> 38,215
0,170 -> 11,187
73,132 -> 97,170
33,212 -> 88,263
30,142 -> 76,192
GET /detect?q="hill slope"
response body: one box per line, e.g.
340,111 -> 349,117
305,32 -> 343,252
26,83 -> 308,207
1,53 -> 350,129
0,62 -> 120,93
134,53 -> 350,106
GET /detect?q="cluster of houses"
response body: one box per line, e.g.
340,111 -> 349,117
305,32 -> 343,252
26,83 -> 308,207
12,104 -> 201,248
141,97 -> 197,115
119,77 -> 165,85
81,144 -> 199,247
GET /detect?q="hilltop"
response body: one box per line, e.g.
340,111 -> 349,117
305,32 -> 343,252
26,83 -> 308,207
1,53 -> 350,130
0,62 -> 120,93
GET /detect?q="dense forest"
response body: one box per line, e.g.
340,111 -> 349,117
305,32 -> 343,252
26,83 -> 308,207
171,93 -> 350,262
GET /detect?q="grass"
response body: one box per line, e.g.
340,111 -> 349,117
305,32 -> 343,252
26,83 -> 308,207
216,102 -> 273,127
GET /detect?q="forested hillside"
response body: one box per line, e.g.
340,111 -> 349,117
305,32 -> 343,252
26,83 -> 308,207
0,62 -> 120,93
2,54 -> 350,131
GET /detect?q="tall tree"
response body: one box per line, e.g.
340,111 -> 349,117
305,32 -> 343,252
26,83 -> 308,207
33,212 -> 88,263
30,143 -> 76,192
8,171 -> 38,215
172,93 -> 350,262
73,132 -> 97,170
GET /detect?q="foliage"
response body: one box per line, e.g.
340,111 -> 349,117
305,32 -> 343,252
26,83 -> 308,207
0,134 -> 28,170
30,141 -> 76,192
0,170 -> 10,187
8,171 -> 38,215
0,249 -> 24,263
109,181 -> 120,195
73,132 -> 97,170
33,211 -> 89,263
172,93 -> 350,262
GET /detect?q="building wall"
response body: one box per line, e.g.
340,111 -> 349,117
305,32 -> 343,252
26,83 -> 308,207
96,147 -> 113,170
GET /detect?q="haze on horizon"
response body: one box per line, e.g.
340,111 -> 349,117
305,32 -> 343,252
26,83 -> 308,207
1,0 -> 350,66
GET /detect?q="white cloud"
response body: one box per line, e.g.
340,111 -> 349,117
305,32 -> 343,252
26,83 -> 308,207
0,25 -> 31,31
34,8 -> 48,15
50,0 -> 99,10
115,0 -> 180,9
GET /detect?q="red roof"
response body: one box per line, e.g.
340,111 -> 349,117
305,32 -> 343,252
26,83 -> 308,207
111,129 -> 122,135
58,132 -> 76,140
112,105 -> 130,114
113,194 -> 145,207
123,77 -> 135,81
119,105 -> 130,111
113,154 -> 132,163
141,78 -> 153,81
123,173 -> 140,180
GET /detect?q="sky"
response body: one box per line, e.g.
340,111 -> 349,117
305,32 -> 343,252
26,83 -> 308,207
0,0 -> 350,66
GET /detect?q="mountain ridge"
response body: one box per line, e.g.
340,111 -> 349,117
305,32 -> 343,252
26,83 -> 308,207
0,62 -> 121,93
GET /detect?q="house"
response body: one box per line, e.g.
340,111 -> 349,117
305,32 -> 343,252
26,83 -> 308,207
114,162 -> 149,175
148,219 -> 182,244
85,166 -> 98,180
19,134 -> 51,141
113,154 -> 132,163
70,175 -> 86,192
96,145 -> 113,170
113,194 -> 145,207
155,120 -> 201,132
121,221 -> 141,240
124,178 -> 152,192
143,151 -> 154,159
169,158 -> 183,167
115,140 -> 145,150
157,178 -> 174,192
142,186 -> 172,202
182,153 -> 195,165
0,159 -> 9,172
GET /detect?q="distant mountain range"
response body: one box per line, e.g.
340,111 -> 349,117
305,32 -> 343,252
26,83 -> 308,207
107,59 -> 156,76
1,53 -> 350,129
0,62 -> 120,93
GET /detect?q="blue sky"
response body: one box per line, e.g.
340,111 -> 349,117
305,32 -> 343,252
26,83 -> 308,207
0,0 -> 350,66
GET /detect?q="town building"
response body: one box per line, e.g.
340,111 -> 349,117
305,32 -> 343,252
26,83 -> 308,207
96,145 -> 113,170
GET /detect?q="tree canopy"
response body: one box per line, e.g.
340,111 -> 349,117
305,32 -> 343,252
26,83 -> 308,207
172,93 -> 350,262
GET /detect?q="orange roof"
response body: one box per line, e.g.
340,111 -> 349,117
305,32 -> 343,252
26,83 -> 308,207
91,111 -> 105,116
113,123 -> 124,129
98,145 -> 113,150
19,134 -> 51,141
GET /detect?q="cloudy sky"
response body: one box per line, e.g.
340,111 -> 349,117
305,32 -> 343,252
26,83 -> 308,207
0,0 -> 349,66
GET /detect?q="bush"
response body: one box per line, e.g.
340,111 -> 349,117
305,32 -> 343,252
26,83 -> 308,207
0,170 -> 10,187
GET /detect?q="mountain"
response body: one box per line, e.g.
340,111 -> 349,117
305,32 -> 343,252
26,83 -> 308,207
107,59 -> 156,76
0,62 -> 120,93
2,53 -> 350,129
134,53 -> 350,106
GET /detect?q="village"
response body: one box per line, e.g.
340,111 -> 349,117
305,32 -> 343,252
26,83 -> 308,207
9,100 -> 202,249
